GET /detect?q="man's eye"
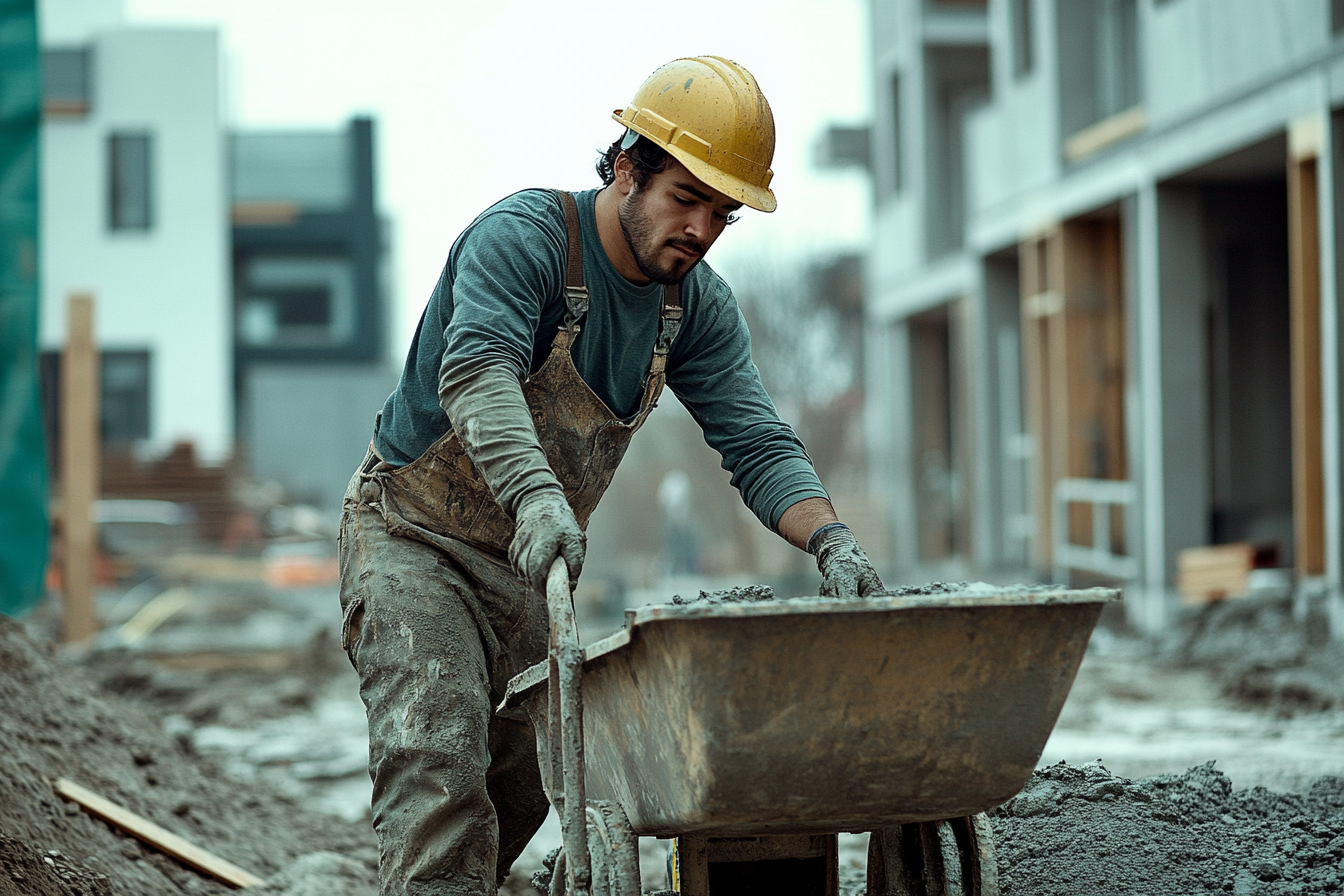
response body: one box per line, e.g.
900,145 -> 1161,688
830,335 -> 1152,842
674,196 -> 695,206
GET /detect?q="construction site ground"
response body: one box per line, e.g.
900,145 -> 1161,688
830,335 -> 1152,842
3,564 -> 1344,895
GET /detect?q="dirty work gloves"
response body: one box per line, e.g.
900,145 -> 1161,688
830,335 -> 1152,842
438,360 -> 584,588
807,523 -> 885,598
511,488 -> 585,591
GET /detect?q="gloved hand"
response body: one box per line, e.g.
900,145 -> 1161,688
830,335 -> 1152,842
510,488 -> 585,592
807,523 -> 885,598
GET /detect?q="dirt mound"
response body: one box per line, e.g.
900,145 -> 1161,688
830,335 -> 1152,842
993,761 -> 1344,895
1173,594 -> 1344,712
0,615 -> 378,895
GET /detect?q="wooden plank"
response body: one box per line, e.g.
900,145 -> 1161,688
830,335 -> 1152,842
55,778 -> 264,888
1289,156 -> 1326,576
1177,543 -> 1256,572
1063,105 -> 1147,163
1177,543 -> 1260,603
61,294 -> 99,643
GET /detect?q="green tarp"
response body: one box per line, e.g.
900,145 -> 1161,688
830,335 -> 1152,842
0,0 -> 49,616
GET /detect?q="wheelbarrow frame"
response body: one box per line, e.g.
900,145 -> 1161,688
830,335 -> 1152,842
522,565 -> 1118,895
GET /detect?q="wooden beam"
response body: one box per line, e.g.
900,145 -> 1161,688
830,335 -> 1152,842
61,294 -> 99,643
1289,156 -> 1326,576
55,778 -> 264,888
673,836 -> 710,896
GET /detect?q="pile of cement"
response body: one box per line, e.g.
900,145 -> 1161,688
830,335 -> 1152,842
0,614 -> 378,896
670,584 -> 775,604
884,581 -> 969,597
667,581 -> 994,606
992,761 -> 1344,895
1172,594 -> 1344,712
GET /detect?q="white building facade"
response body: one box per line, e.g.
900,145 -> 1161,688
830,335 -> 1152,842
40,6 -> 231,461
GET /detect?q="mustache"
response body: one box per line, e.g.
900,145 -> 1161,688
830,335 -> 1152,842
666,238 -> 706,256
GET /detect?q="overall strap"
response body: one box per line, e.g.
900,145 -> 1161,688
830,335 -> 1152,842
633,282 -> 683,421
554,191 -> 589,349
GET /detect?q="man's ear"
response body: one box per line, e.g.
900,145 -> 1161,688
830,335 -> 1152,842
612,152 -> 637,198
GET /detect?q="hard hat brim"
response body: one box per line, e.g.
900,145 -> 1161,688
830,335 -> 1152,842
612,112 -> 778,213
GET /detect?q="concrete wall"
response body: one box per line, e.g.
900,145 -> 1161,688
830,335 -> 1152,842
40,27 -> 231,461
1145,0 -> 1332,128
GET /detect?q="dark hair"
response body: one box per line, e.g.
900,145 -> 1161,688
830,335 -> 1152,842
596,133 -> 671,190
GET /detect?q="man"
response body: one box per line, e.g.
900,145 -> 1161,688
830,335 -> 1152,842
338,56 -> 885,896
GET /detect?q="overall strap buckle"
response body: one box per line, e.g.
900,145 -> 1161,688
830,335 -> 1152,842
556,191 -> 588,336
654,281 -> 684,356
563,285 -> 590,333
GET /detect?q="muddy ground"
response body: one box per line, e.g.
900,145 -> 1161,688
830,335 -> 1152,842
3,578 -> 1344,894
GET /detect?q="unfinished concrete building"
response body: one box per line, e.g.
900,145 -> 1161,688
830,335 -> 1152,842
862,0 -> 1344,635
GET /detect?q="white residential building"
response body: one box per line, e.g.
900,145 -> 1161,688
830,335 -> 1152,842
40,3 -> 231,462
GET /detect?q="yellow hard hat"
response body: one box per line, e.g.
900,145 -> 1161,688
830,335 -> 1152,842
613,56 -> 777,213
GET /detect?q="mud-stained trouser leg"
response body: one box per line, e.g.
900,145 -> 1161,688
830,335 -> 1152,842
339,474 -> 549,896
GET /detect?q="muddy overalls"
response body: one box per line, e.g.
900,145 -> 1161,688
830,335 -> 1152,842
338,191 -> 681,896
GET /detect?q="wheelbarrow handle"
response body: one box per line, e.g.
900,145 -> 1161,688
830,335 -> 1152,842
546,557 -> 592,894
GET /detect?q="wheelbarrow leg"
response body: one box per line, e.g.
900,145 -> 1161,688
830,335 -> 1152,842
541,558 -> 642,896
866,814 -> 998,896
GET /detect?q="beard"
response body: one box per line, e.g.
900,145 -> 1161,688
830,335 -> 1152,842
617,188 -> 706,285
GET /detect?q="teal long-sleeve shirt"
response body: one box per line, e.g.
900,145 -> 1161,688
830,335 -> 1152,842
374,187 -> 826,531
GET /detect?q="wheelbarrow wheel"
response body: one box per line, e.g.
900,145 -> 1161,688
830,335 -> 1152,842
585,800 -> 641,896
546,800 -> 641,896
866,813 -> 998,896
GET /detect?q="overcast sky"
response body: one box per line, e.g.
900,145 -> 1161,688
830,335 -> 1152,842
120,0 -> 874,350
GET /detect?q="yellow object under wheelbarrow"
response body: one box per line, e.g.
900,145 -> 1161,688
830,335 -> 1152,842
502,563 -> 1118,896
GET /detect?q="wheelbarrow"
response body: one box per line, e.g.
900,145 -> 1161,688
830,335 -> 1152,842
502,562 -> 1118,896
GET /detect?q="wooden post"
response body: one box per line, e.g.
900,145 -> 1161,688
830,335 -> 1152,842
1020,220 -> 1128,575
673,836 -> 710,896
1289,118 -> 1326,577
61,293 -> 99,642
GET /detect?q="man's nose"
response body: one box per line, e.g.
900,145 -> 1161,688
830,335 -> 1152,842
684,206 -> 713,241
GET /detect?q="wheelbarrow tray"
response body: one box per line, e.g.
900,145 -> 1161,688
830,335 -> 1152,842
504,587 -> 1117,838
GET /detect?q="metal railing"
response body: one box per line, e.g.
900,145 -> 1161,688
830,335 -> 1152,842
1052,478 -> 1138,585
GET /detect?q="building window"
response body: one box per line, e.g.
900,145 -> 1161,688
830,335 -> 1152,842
43,47 -> 92,116
1011,0 -> 1034,78
890,72 -> 904,194
39,349 -> 152,459
1094,0 -> 1140,120
237,256 -> 356,349
108,133 -> 153,231
1057,0 -> 1141,137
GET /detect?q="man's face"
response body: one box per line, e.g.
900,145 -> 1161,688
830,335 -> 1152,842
616,158 -> 743,285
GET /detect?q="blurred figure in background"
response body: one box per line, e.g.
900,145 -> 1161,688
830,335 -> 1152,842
657,468 -> 698,576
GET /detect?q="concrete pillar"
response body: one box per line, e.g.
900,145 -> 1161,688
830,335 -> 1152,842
1155,185 -> 1211,579
864,316 -> 919,577
1132,181 -> 1210,633
890,321 -> 919,575
965,264 -> 1000,572
1325,109 -> 1344,638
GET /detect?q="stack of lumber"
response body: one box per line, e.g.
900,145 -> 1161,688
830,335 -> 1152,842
1176,542 -> 1280,605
